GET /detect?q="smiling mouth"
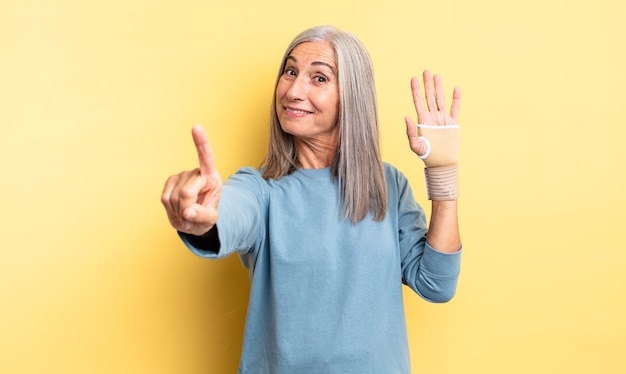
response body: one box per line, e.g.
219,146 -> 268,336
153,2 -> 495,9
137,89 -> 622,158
285,107 -> 313,115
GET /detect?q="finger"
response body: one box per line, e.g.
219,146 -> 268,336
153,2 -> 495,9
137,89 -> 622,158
450,86 -> 461,122
410,77 -> 427,121
172,171 -> 207,217
161,174 -> 178,208
433,74 -> 446,113
192,125 -> 218,176
161,174 -> 184,228
423,70 -> 437,112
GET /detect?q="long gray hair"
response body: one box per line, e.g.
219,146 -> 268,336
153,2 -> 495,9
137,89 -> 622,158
261,25 -> 387,223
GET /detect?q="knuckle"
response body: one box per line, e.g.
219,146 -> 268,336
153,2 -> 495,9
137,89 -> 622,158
160,188 -> 172,206
179,185 -> 197,199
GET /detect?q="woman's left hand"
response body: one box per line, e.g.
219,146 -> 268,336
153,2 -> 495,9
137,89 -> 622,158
404,70 -> 461,157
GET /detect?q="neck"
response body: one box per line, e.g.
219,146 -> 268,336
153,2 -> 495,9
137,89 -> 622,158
294,137 -> 337,169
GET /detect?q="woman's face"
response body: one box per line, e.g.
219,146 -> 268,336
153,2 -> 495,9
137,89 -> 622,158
275,41 -> 339,146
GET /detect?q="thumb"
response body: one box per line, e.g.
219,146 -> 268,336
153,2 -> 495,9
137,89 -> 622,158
183,203 -> 218,225
405,117 -> 428,156
405,117 -> 417,137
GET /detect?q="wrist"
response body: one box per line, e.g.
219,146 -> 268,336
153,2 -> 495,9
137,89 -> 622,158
424,165 -> 459,201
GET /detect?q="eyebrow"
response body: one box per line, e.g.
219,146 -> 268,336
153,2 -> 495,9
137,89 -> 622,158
286,55 -> 336,73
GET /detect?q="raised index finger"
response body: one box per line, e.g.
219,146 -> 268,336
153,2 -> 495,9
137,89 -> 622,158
191,124 -> 217,176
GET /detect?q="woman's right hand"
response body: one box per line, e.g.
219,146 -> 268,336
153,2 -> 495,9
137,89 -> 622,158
161,125 -> 222,236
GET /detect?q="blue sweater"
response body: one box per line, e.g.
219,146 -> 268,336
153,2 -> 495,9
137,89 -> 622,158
180,163 -> 461,373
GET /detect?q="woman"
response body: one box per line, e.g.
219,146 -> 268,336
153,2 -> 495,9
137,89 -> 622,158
161,25 -> 462,373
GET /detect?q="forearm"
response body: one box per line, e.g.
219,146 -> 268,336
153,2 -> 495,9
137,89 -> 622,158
426,200 -> 461,253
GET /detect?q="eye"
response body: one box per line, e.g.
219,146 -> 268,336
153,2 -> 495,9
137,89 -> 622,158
314,75 -> 327,83
284,68 -> 296,76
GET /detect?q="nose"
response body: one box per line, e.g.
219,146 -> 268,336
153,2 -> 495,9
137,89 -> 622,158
286,75 -> 307,101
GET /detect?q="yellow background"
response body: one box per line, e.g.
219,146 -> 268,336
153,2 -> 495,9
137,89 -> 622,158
1,0 -> 624,372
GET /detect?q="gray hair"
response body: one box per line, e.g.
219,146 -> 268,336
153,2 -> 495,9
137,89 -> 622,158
261,25 -> 387,223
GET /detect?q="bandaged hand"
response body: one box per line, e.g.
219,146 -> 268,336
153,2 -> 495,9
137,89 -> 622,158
405,70 -> 461,200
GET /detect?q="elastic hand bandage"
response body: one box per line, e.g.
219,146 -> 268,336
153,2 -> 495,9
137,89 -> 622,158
417,124 -> 460,200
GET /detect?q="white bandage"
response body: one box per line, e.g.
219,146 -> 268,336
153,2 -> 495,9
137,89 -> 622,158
417,124 -> 460,200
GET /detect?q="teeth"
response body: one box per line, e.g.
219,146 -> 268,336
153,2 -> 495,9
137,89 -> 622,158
287,108 -> 311,114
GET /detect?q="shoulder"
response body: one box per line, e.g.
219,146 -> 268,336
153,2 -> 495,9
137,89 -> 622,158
233,166 -> 264,179
382,162 -> 419,207
223,166 -> 268,196
382,161 -> 400,176
382,162 -> 409,187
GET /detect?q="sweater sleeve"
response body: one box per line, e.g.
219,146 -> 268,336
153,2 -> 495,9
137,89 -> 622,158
393,166 -> 462,303
179,167 -> 267,260
179,225 -> 220,253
